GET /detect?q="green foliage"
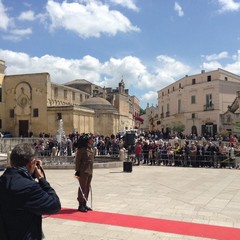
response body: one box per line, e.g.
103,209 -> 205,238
140,108 -> 146,115
216,130 -> 229,137
235,122 -> 240,127
170,122 -> 185,133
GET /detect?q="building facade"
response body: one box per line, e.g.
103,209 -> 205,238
0,60 -> 137,137
139,104 -> 159,132
157,69 -> 240,137
130,95 -> 142,129
221,91 -> 240,136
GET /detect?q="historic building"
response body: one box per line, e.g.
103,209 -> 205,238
139,104 -> 159,132
221,91 -> 240,136
0,60 -> 137,137
157,69 -> 240,137
130,95 -> 142,129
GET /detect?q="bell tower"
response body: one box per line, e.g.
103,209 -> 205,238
0,60 -> 7,74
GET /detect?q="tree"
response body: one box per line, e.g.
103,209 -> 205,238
140,108 -> 146,115
170,122 -> 185,133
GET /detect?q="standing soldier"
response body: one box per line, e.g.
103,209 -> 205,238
75,134 -> 95,212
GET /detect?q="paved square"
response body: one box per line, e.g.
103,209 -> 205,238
39,165 -> 240,239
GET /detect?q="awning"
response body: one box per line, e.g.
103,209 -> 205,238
133,115 -> 144,122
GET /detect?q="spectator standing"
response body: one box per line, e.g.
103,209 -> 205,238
135,139 -> 143,165
142,140 -> 149,164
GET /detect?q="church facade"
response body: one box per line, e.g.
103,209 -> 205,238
0,60 -> 136,137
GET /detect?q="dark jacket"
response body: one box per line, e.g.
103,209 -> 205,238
0,167 -> 61,240
75,147 -> 94,175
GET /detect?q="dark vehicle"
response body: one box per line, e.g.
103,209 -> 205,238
2,131 -> 13,138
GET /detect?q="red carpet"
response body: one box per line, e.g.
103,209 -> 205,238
49,208 -> 240,240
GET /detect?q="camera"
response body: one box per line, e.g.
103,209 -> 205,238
32,162 -> 46,179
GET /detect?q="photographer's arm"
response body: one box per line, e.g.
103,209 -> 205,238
32,159 -> 46,180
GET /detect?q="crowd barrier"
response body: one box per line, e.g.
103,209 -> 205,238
139,150 -> 240,169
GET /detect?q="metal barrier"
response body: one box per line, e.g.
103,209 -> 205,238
38,155 -> 75,167
0,138 -> 42,153
154,151 -> 237,168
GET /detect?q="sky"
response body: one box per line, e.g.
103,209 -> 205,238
0,0 -> 240,109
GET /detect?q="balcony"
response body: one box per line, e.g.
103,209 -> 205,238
203,104 -> 214,111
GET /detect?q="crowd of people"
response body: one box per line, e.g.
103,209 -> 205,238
32,130 -> 240,169
1,130 -> 240,239
127,138 -> 240,168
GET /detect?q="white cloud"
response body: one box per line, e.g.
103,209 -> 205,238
18,10 -> 35,21
232,50 -> 240,61
0,0 -> 10,30
174,2 -> 184,17
154,55 -> 191,86
2,28 -> 32,42
10,28 -> 32,36
204,51 -> 229,61
0,1 -> 34,41
224,50 -> 240,74
0,49 -> 194,108
102,56 -> 150,89
201,50 -> 240,74
110,0 -> 139,11
217,0 -> 240,13
46,0 -> 140,38
4,49 -> 240,107
202,61 -> 222,71
141,91 -> 158,105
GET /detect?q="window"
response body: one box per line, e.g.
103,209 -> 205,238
173,86 -> 175,91
161,106 -> 164,118
192,113 -> 196,119
0,119 -> 2,129
167,89 -> 170,94
207,75 -> 211,82
178,99 -> 181,113
80,94 -> 83,102
192,79 -> 196,85
225,77 -> 228,81
179,83 -> 182,89
54,87 -> 58,97
57,112 -> 62,120
10,109 -> 14,118
72,92 -> 75,101
166,103 -> 170,117
33,108 -> 39,117
0,88 -> 2,102
64,90 -> 67,99
191,95 -> 196,104
162,92 -> 164,96
206,94 -> 212,106
204,94 -> 213,111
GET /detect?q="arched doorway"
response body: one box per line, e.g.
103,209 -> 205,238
191,125 -> 197,136
201,122 -> 217,137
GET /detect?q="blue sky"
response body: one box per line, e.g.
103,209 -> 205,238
0,0 -> 240,108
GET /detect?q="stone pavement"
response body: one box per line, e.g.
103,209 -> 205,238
39,165 -> 240,240
2,164 -> 240,239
